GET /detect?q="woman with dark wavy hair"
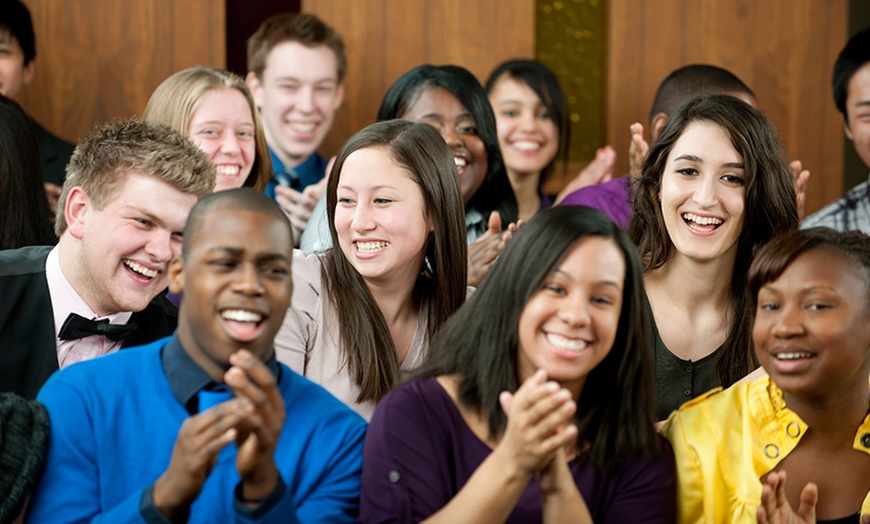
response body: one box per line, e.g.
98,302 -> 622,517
0,94 -> 56,249
274,119 -> 467,420
628,94 -> 799,420
361,206 -> 676,523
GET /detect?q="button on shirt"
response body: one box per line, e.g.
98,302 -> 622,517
45,246 -> 132,368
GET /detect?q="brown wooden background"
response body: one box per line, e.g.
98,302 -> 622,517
19,0 -> 851,215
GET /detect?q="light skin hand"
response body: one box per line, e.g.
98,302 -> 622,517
224,349 -> 286,504
275,179 -> 325,246
553,146 -> 615,205
628,122 -> 649,179
789,160 -> 810,220
757,470 -> 818,524
152,397 -> 253,519
493,369 -> 578,477
467,211 -> 523,286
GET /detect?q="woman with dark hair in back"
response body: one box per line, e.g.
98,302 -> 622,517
0,94 -> 56,249
360,206 -> 676,523
485,59 -> 613,221
628,94 -> 799,420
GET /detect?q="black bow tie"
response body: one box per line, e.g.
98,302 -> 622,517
58,313 -> 138,342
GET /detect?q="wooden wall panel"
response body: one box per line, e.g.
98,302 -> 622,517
606,0 -> 848,214
20,0 -> 225,143
303,0 -> 535,158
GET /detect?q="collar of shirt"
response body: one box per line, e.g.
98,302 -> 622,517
45,246 -> 133,367
265,147 -> 328,198
161,332 -> 282,414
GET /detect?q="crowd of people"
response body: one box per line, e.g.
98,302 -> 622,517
1,1 -> 870,522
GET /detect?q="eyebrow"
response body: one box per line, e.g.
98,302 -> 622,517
553,269 -> 622,289
674,154 -> 744,169
128,206 -> 167,228
338,184 -> 400,192
207,246 -> 289,262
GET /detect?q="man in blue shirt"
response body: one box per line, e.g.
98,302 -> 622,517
246,13 -> 346,245
28,189 -> 366,523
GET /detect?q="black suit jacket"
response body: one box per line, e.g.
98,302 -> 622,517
33,120 -> 75,187
0,245 -> 178,399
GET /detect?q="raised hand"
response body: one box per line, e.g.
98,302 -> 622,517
224,349 -> 287,504
152,397 -> 254,519
789,160 -> 810,220
628,122 -> 649,178
554,146 -> 616,205
757,470 -> 818,524
275,179 -> 325,246
467,211 -> 522,286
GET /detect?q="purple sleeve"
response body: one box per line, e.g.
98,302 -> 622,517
556,178 -> 632,229
359,382 -> 454,523
597,438 -> 677,524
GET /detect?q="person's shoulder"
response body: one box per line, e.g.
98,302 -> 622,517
662,381 -> 753,437
279,363 -> 366,430
291,249 -> 327,293
0,245 -> 52,276
802,178 -> 870,229
42,339 -> 165,394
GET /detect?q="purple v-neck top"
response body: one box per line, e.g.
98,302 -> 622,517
359,377 -> 676,523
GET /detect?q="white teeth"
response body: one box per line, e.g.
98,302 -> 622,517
289,122 -> 316,133
683,213 -> 723,226
124,260 -> 158,278
453,156 -> 467,167
512,141 -> 540,151
774,352 -> 812,360
221,309 -> 263,323
356,241 -> 389,253
546,333 -> 588,352
215,165 -> 240,176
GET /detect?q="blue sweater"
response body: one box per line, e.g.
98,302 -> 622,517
27,338 -> 367,523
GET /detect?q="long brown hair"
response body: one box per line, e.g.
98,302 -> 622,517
628,94 -> 799,386
324,119 -> 468,403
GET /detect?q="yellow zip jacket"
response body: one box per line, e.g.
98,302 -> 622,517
661,375 -> 870,523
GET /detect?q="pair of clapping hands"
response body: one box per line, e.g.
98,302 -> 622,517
152,350 -> 285,519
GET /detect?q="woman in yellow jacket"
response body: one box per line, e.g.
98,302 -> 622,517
662,227 -> 870,523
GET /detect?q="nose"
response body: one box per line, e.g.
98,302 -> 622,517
558,292 -> 591,327
232,262 -> 264,296
220,132 -> 240,155
770,304 -> 805,338
351,202 -> 375,232
441,126 -> 462,148
692,174 -> 717,208
145,230 -> 174,263
295,85 -> 315,113
518,111 -> 537,131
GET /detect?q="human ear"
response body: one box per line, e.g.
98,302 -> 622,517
64,187 -> 89,240
246,72 -> 264,109
168,258 -> 185,294
650,113 -> 669,142
23,59 -> 35,86
333,83 -> 346,110
844,120 -> 854,141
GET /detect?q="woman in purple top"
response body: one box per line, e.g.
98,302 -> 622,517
360,206 -> 676,523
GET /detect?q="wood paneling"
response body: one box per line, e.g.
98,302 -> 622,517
606,0 -> 849,214
302,0 -> 535,158
20,0 -> 225,143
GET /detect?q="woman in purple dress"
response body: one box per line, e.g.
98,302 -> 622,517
360,206 -> 676,523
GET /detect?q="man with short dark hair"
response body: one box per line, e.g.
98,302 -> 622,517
0,118 -> 215,399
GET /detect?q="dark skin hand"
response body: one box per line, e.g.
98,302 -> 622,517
152,349 -> 286,518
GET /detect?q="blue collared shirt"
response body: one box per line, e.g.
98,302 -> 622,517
265,148 -> 329,199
